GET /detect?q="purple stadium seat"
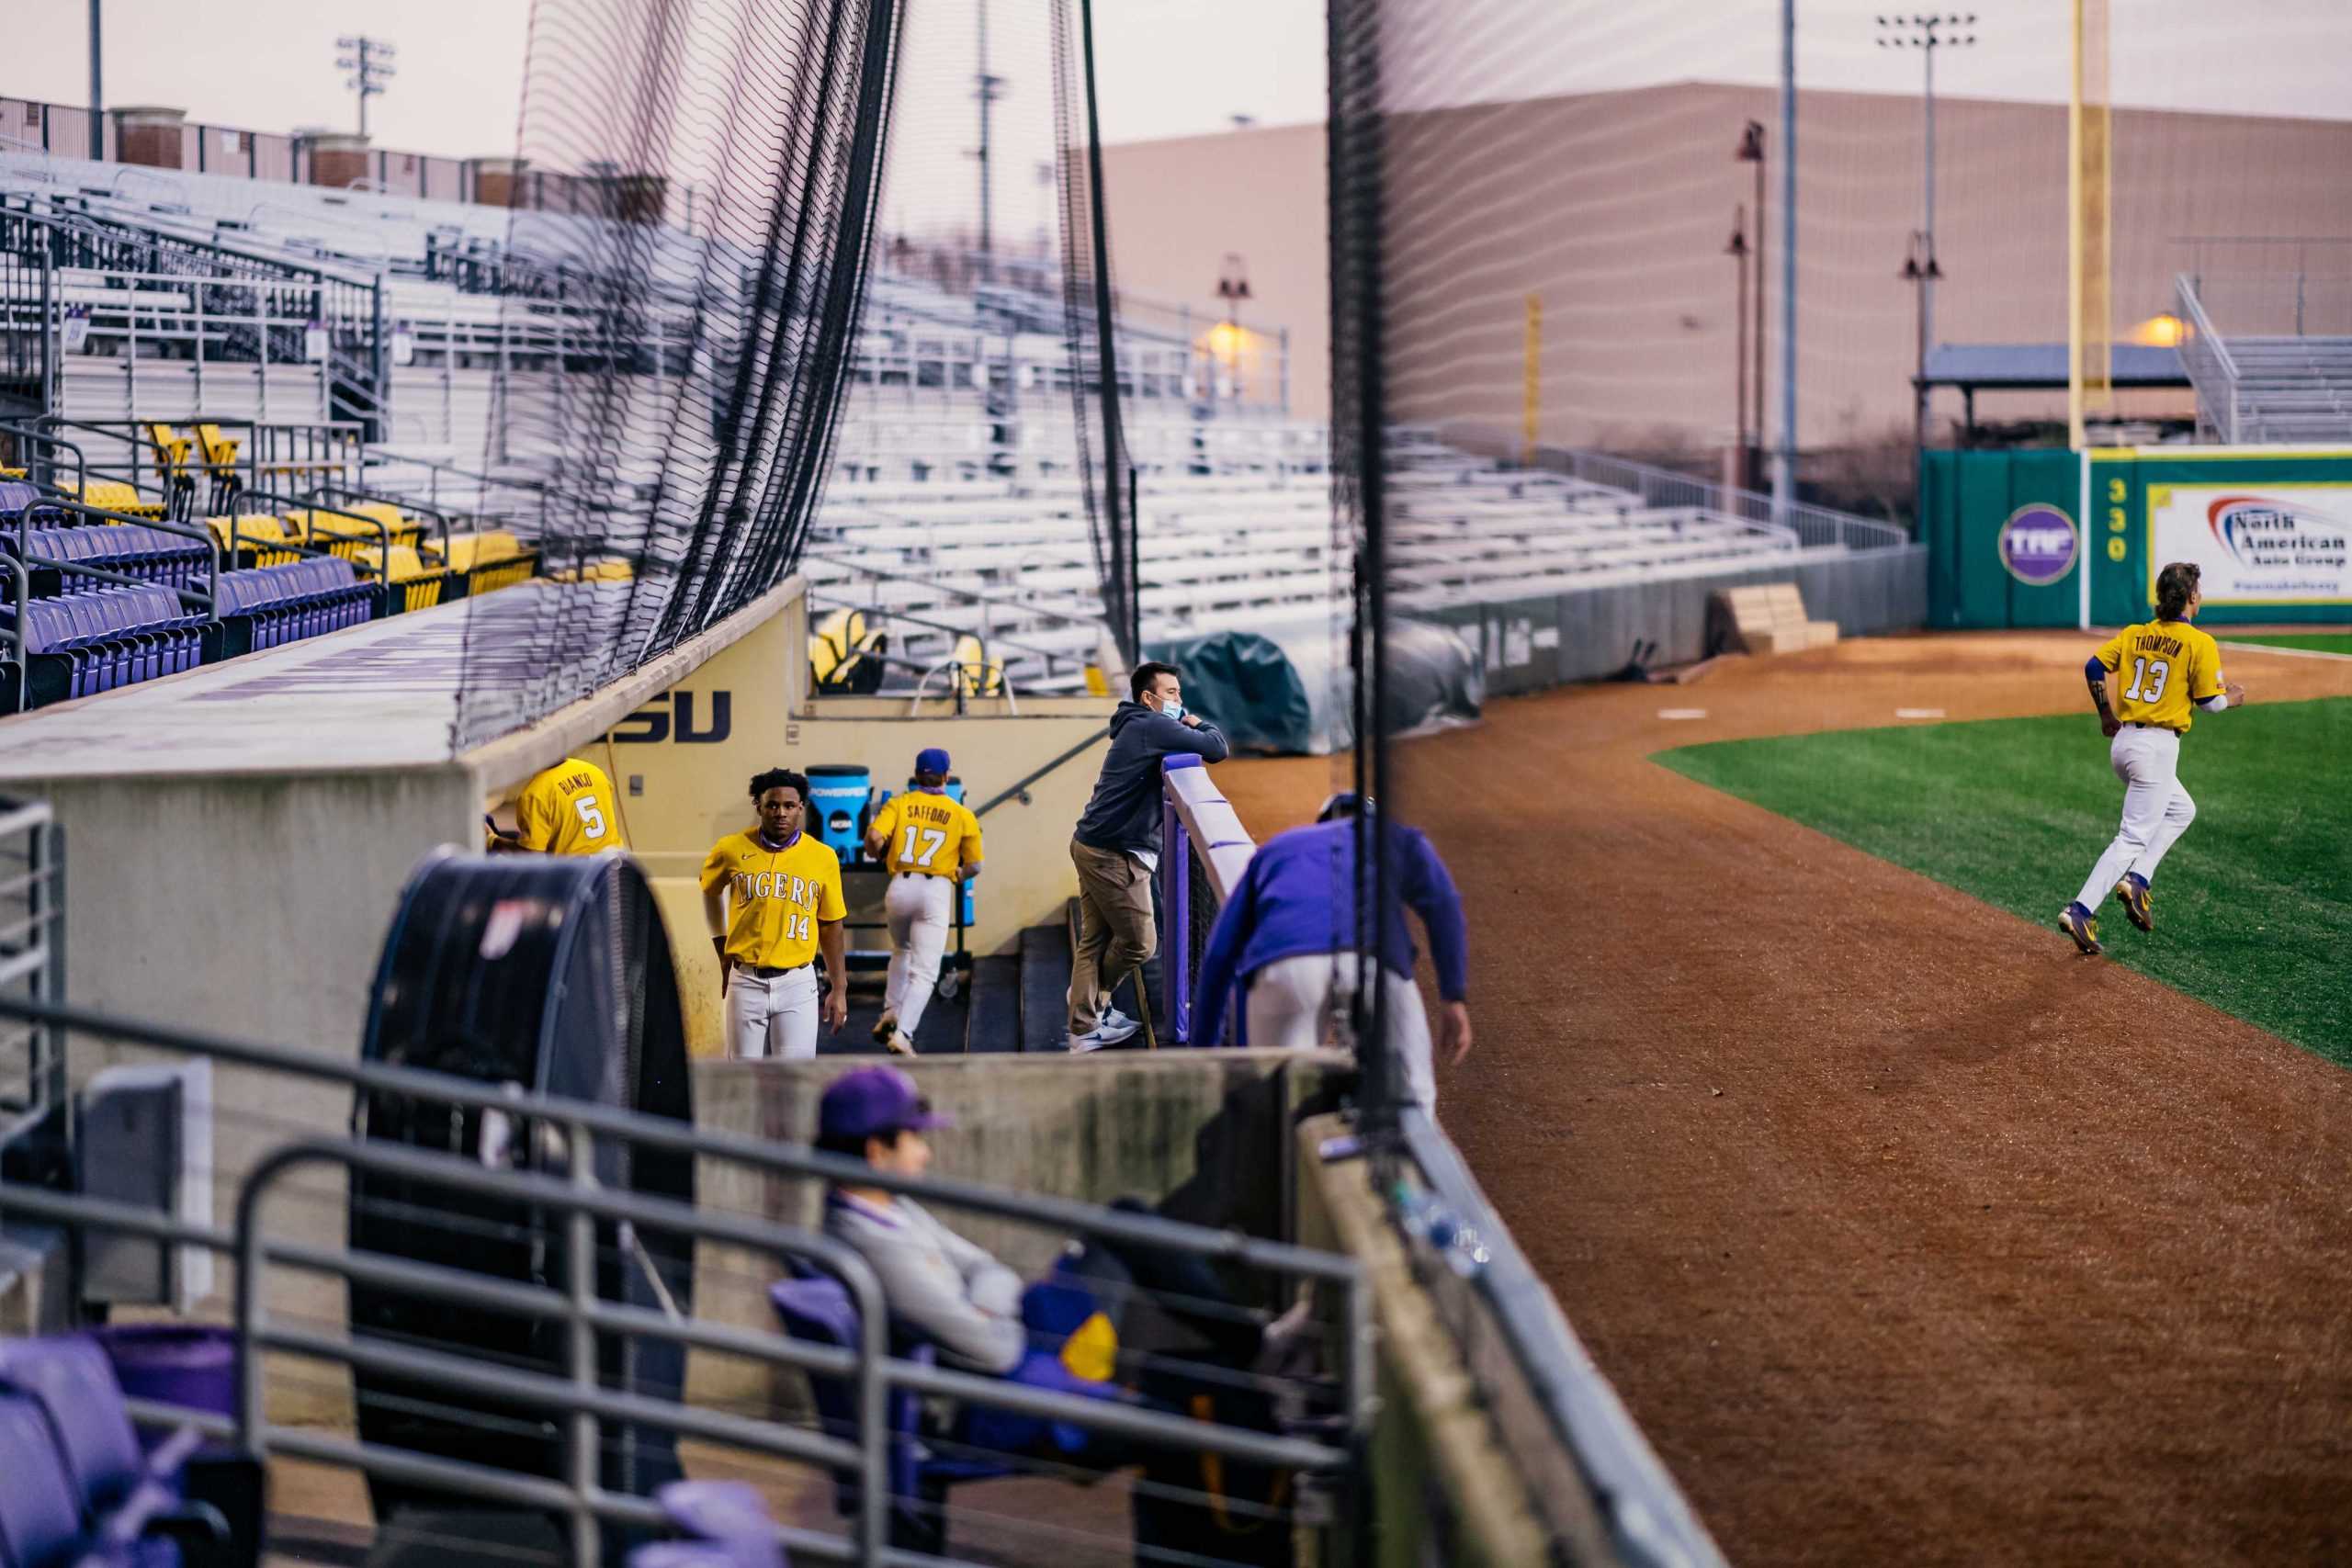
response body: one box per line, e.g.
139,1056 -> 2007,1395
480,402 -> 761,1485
652,1481 -> 786,1568
767,1273 -> 1012,1552
0,1393 -> 93,1568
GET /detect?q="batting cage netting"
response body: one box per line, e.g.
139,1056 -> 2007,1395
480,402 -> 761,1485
450,0 -> 903,750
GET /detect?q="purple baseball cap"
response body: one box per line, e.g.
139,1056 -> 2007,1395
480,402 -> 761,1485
820,1066 -> 951,1144
915,747 -> 951,775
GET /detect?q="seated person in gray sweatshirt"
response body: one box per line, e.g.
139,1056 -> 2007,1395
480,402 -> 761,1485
816,1066 -> 1310,1464
818,1066 -> 1129,1460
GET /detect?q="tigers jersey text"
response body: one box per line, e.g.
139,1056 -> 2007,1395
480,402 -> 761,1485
699,831 -> 846,967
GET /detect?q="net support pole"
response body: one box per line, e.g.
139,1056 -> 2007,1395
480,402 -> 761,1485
1771,0 -> 1797,521
1076,0 -> 1135,668
2068,0 -> 2085,451
87,0 -> 104,160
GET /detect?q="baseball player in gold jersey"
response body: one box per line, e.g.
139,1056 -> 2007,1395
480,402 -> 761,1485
488,756 -> 626,855
863,747 -> 984,1056
701,767 -> 849,1057
2062,561 -> 2248,954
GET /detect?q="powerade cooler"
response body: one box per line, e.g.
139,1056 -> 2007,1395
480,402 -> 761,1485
804,764 -> 871,865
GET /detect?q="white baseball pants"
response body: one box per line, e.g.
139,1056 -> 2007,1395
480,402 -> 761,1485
2073,725 -> 2197,911
726,964 -> 820,1060
884,873 -> 955,1041
1245,953 -> 1438,1111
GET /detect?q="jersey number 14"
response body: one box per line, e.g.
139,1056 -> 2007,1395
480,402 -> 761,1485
2122,656 -> 2171,703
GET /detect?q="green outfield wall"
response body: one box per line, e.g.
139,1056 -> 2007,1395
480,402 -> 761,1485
1924,446 -> 2352,629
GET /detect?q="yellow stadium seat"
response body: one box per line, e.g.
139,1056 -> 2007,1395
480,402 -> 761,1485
358,545 -> 453,614
952,634 -> 1003,697
429,530 -> 536,597
285,508 -> 424,562
145,423 -> 194,472
207,514 -> 304,566
193,424 -> 241,471
810,608 -> 865,689
545,558 -> 634,584
429,530 -> 525,573
56,477 -> 160,517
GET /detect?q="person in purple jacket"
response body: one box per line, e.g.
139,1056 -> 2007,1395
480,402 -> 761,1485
1189,793 -> 1473,1111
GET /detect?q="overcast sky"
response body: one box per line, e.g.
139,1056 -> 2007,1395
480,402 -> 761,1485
9,0 -> 2347,160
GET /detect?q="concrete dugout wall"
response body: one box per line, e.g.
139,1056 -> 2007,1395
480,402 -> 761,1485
685,1050 -> 1351,1416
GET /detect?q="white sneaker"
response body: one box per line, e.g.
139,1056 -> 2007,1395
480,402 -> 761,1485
1067,1014 -> 1140,1053
884,1028 -> 917,1057
1102,1006 -> 1136,1032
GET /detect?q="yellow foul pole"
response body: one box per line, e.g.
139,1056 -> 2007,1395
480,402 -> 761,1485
2068,0 -> 2085,449
1522,293 -> 1542,464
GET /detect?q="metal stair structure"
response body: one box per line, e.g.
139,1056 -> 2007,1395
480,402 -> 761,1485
2177,273 -> 2352,445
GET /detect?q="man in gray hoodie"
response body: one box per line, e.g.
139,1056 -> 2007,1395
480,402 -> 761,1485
1068,661 -> 1229,1052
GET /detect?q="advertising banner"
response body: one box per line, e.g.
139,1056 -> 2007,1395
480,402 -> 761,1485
2086,449 -> 2352,626
2145,482 -> 2352,606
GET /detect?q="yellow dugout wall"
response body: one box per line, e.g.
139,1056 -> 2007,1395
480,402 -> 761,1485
563,585 -> 1116,1055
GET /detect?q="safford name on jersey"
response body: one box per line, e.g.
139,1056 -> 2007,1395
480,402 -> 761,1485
895,796 -> 961,829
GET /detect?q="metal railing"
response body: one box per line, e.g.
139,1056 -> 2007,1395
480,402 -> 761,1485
0,991 -> 1374,1567
0,797 -> 65,1152
1532,445 -> 1905,553
2176,273 -> 2242,444
1160,756 -> 1258,1048
1392,1109 -> 1724,1568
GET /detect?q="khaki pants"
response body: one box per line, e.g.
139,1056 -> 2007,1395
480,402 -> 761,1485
1069,838 -> 1157,1034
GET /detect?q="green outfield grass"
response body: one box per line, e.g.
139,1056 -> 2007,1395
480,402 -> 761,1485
2219,632 -> 2352,657
1657,699 -> 2352,1066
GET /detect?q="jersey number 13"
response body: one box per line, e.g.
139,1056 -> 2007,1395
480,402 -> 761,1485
2122,656 -> 2171,703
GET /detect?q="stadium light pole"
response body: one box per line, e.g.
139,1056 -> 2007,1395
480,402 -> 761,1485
87,1 -> 103,160
1727,207 -> 1750,486
972,0 -> 1007,270
1735,119 -> 1768,489
1876,15 -> 1977,378
1901,230 -> 1941,457
336,36 -> 397,139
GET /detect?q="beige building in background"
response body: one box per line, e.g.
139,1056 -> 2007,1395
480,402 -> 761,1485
1102,83 -> 2352,453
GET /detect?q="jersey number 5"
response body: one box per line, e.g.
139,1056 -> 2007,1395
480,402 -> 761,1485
573,795 -> 607,840
2122,656 -> 2171,703
898,825 -> 947,867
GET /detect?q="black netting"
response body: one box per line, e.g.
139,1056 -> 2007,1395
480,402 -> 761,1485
451,0 -> 904,748
1049,0 -> 1135,667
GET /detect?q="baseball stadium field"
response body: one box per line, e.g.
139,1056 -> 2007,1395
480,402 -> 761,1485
1658,696 -> 2352,1064
1222,628 -> 2352,1567
2220,632 -> 2352,657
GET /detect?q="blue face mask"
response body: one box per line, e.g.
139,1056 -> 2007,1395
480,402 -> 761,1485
1164,701 -> 1186,723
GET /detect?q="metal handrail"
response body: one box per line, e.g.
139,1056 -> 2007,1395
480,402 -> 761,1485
0,990 -> 1374,1566
1159,757 -> 1259,1047
0,795 -> 63,1133
2175,273 -> 2241,443
1395,1109 -> 1724,1568
971,730 -> 1110,818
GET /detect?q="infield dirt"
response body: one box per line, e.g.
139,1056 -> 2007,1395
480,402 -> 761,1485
1220,630 -> 2352,1567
